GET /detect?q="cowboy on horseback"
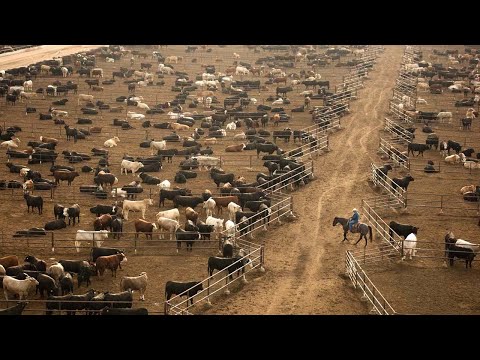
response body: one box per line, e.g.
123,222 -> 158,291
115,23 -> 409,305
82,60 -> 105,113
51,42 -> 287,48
348,208 -> 359,232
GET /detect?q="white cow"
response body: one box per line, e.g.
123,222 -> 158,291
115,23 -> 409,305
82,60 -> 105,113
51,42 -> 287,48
227,202 -> 241,221
104,136 -> 120,148
3,276 -> 39,300
106,57 -> 115,63
226,122 -> 236,130
225,220 -> 237,239
121,160 -> 144,176
126,111 -> 145,120
120,272 -> 148,301
78,94 -> 94,105
206,216 -> 225,234
23,80 -> 33,91
61,67 -> 69,77
203,198 -> 216,217
444,154 -> 461,164
402,233 -> 417,260
437,111 -> 452,123
192,156 -> 222,170
156,217 -> 180,240
47,263 -> 65,281
0,137 -> 20,150
156,180 -> 171,190
136,102 -> 150,110
122,198 -> 154,220
464,161 -> 480,170
50,109 -> 68,118
455,239 -> 480,253
75,230 -> 110,252
156,208 -> 180,221
233,132 -> 246,140
111,188 -> 128,198
235,66 -> 249,75
150,140 -> 166,155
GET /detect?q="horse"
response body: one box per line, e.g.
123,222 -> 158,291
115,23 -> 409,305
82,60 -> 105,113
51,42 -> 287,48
332,217 -> 372,247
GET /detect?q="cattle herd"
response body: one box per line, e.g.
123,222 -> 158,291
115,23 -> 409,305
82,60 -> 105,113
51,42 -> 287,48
0,44 -> 371,314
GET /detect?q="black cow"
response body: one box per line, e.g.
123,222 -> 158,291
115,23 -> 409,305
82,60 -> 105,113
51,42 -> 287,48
46,289 -> 96,315
103,290 -> 133,309
211,172 -> 234,188
90,247 -> 124,263
102,307 -> 148,315
164,281 -> 203,313
375,164 -> 393,181
36,274 -> 59,298
159,188 -> 191,207
447,140 -> 462,155
176,228 -> 200,252
461,148 -> 475,158
45,219 -> 67,230
138,172 -> 161,185
174,173 -> 187,184
24,192 -> 43,214
391,175 -> 414,191
112,217 -> 123,240
197,222 -> 215,240
425,133 -> 439,150
256,143 -> 279,157
0,302 -> 28,315
65,204 -> 80,225
59,273 -> 74,295
89,205 -> 118,217
407,143 -> 430,157
207,256 -> 251,279
173,195 -> 204,209
389,221 -> 418,244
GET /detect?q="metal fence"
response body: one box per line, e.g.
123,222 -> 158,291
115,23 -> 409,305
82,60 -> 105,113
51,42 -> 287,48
370,163 -> 407,206
378,137 -> 409,170
345,250 -> 397,315
383,117 -> 413,145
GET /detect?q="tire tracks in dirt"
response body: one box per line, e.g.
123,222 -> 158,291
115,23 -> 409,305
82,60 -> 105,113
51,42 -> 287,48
203,46 -> 405,315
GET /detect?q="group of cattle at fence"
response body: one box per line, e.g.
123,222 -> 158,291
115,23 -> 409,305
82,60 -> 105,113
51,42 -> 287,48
2,44 -> 361,315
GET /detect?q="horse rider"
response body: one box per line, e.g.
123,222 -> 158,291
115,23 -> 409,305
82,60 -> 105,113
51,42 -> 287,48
348,208 -> 360,231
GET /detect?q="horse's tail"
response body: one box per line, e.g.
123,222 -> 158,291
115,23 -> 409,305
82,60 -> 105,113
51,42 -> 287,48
368,225 -> 373,241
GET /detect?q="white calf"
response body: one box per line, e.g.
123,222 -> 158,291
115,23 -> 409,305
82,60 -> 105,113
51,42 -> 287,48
402,233 -> 417,260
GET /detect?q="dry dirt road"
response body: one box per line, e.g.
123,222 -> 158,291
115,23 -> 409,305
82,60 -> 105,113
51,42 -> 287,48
0,45 -> 105,69
203,45 -> 405,315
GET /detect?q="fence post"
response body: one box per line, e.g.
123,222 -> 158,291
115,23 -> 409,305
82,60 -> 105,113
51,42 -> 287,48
51,232 -> 55,253
134,236 -> 137,255
440,195 -> 443,214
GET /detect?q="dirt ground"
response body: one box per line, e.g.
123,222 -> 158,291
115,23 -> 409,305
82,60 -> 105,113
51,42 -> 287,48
2,45 -> 477,315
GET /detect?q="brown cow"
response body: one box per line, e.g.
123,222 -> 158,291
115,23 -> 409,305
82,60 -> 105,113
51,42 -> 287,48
212,196 -> 239,215
54,171 -> 79,185
93,214 -> 113,231
273,77 -> 287,85
185,207 -> 199,225
95,253 -> 127,277
0,255 -> 19,269
225,143 -> 246,152
90,126 -> 102,133
134,219 -> 157,239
